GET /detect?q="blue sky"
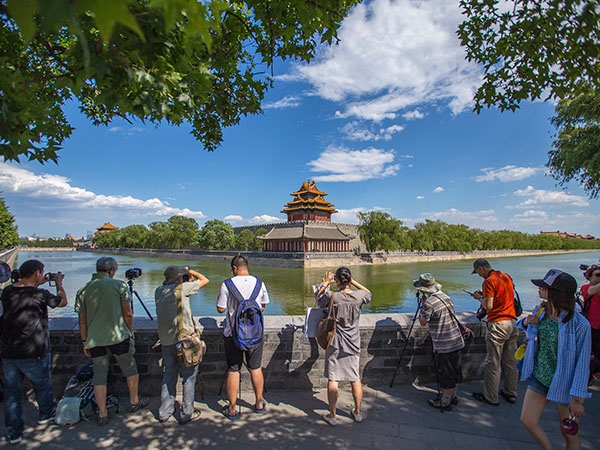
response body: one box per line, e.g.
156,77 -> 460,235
1,0 -> 599,238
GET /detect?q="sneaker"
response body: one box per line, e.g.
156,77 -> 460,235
350,408 -> 363,423
38,410 -> 56,425
180,409 -> 202,425
8,435 -> 22,445
97,415 -> 109,426
321,413 -> 337,427
428,397 -> 452,411
128,396 -> 150,413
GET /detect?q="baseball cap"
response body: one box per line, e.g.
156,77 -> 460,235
531,269 -> 577,295
471,258 -> 490,274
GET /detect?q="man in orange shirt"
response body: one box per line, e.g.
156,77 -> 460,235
469,258 -> 519,406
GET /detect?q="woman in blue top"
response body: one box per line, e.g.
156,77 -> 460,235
518,269 -> 591,450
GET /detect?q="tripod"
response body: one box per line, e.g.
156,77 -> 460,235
389,292 -> 423,387
127,278 -> 153,320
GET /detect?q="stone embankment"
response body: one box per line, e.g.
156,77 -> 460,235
18,247 -> 76,252
81,247 -> 596,268
48,313 -> 498,396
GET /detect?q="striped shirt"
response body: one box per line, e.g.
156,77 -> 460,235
420,292 -> 464,353
516,305 -> 591,404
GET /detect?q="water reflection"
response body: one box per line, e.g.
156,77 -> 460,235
14,250 -> 599,318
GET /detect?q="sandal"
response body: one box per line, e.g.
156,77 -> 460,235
222,405 -> 238,421
97,415 -> 109,426
321,413 -> 337,427
128,396 -> 150,413
471,392 -> 499,406
500,390 -> 517,404
255,399 -> 267,414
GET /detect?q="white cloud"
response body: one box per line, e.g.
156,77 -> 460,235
402,110 -> 425,120
433,187 -> 444,193
108,126 -> 145,137
224,214 -> 284,225
474,165 -> 545,183
307,145 -> 400,182
0,162 -> 206,219
334,207 -> 366,224
512,186 -> 589,208
262,96 -> 301,109
287,0 -> 481,121
510,210 -> 551,226
416,196 -> 424,199
340,121 -> 404,141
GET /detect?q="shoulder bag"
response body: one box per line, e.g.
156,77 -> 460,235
434,293 -> 473,345
316,292 -> 337,350
174,284 -> 206,367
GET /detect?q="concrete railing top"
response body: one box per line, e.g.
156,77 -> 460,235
49,311 -> 483,332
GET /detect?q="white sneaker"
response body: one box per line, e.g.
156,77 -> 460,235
350,408 -> 363,423
321,413 -> 337,426
9,435 -> 23,445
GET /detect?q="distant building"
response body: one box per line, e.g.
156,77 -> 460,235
259,180 -> 352,252
540,230 -> 598,240
95,222 -> 119,234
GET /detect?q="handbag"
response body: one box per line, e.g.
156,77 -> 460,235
304,306 -> 326,338
174,284 -> 206,368
435,293 -> 473,345
316,292 -> 337,350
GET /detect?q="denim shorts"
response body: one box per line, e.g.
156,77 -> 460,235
527,376 -> 549,396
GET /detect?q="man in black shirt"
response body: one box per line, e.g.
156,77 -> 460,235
0,260 -> 67,445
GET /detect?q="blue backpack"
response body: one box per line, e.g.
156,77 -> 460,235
225,277 -> 264,351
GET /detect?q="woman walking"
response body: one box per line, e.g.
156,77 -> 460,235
315,267 -> 371,426
518,269 -> 591,450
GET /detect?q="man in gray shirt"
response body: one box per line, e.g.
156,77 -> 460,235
416,273 -> 464,411
155,266 -> 209,423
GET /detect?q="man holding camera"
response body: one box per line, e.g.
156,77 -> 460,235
469,258 -> 519,406
415,273 -> 464,411
75,257 -> 148,426
155,266 -> 209,424
1,260 -> 67,444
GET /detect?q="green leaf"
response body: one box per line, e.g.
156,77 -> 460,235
7,0 -> 37,42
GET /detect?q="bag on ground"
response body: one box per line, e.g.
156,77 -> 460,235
225,277 -> 264,351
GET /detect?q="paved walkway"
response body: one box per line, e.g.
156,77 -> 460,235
2,382 -> 599,449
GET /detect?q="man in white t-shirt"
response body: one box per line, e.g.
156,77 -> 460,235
216,255 -> 269,419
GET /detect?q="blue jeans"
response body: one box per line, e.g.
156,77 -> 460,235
159,345 -> 199,422
2,354 -> 56,438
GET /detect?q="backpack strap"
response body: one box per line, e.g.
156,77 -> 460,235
176,284 -> 193,339
224,277 -> 244,304
225,277 -> 262,303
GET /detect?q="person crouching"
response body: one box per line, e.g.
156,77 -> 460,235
415,273 -> 464,411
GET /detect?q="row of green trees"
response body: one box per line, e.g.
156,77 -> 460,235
93,217 -> 267,251
20,238 -> 75,248
358,211 -> 600,253
0,196 -> 18,249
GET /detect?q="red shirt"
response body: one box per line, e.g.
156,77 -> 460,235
581,284 -> 600,329
482,270 -> 516,322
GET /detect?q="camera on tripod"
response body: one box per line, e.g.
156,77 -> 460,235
125,268 -> 142,280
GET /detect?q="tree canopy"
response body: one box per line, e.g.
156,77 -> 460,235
1,0 -> 359,163
357,211 -> 408,253
0,195 -> 18,248
458,0 -> 600,113
548,88 -> 600,199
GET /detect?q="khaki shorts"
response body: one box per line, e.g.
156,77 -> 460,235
89,338 -> 138,385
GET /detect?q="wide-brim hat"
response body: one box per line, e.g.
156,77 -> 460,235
413,273 -> 442,294
0,261 -> 11,283
163,266 -> 187,284
531,269 -> 577,295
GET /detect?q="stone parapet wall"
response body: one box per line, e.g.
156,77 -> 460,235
81,247 -> 594,269
46,314 -> 512,397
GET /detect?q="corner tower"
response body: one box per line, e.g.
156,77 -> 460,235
281,180 -> 337,222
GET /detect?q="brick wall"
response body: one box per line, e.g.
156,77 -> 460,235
46,314 -> 515,397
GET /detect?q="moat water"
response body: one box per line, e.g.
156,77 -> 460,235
14,250 -> 600,318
